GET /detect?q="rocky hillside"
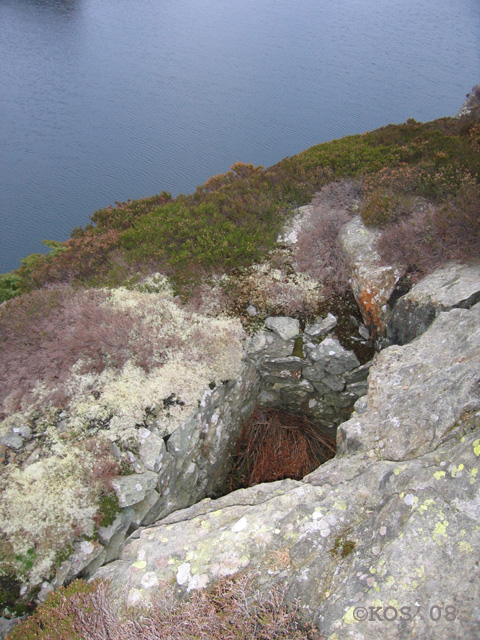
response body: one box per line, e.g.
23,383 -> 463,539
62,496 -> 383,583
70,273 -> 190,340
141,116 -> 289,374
0,88 -> 479,639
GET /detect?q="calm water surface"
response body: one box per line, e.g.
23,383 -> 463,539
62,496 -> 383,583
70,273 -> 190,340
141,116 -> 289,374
0,0 -> 479,272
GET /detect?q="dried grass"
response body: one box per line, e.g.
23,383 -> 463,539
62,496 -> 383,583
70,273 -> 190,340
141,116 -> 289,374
228,408 -> 336,489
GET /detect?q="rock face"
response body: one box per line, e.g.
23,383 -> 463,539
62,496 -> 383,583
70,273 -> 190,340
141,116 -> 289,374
94,301 -> 480,640
387,262 -> 480,345
456,84 -> 480,118
340,216 -> 403,342
0,306 -> 368,615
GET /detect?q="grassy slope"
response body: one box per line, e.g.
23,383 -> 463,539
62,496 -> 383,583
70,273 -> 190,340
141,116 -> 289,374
0,110 -> 478,303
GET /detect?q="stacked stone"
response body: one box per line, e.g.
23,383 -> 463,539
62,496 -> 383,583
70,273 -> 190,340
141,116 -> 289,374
247,315 -> 372,432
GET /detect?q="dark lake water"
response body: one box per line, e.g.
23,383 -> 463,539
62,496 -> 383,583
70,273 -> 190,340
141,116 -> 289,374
1,0 -> 479,273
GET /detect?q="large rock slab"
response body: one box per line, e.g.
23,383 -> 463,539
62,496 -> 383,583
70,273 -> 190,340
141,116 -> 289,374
95,428 -> 480,640
339,302 -> 480,460
94,302 -> 480,640
387,261 -> 480,345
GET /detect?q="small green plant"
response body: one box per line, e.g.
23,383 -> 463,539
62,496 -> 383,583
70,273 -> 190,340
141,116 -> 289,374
292,336 -> 304,358
0,273 -> 21,303
14,549 -> 37,575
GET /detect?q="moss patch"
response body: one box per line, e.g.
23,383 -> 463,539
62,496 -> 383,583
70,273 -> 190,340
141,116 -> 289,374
329,536 -> 356,559
97,491 -> 121,528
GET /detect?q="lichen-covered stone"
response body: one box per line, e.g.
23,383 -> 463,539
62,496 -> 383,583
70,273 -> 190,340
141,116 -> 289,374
0,433 -> 23,450
94,301 -> 480,640
264,316 -> 301,341
138,429 -> 168,473
304,313 -> 337,339
111,471 -> 158,508
340,216 -> 403,341
309,337 -> 360,374
67,540 -> 105,581
98,508 -> 134,546
387,261 -> 480,345
339,303 -> 480,461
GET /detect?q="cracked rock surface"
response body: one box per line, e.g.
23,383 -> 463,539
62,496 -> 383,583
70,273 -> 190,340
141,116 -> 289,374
95,301 -> 480,640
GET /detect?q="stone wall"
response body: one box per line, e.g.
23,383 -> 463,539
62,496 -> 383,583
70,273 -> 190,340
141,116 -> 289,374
247,314 -> 371,434
40,311 -> 373,594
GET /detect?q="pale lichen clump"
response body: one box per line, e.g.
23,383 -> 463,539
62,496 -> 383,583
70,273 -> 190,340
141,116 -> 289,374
0,442 -> 98,585
0,281 -> 246,588
233,259 -> 322,316
64,287 -> 245,441
1,283 -> 246,440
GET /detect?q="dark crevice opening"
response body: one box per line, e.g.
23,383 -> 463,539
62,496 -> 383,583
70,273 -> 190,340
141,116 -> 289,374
225,407 -> 337,493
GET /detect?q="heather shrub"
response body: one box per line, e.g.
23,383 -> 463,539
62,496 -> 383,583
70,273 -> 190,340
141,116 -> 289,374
7,576 -> 316,640
377,177 -> 480,277
295,185 -> 354,296
360,156 -> 479,228
0,286 -> 141,415
438,174 -> 480,248
89,192 -> 172,231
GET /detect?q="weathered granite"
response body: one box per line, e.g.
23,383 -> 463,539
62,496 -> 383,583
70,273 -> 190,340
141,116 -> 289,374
387,261 -> 480,345
111,471 -> 159,508
338,302 -> 480,460
67,540 -> 106,582
94,302 -> 480,640
456,84 -> 480,118
340,216 -> 403,341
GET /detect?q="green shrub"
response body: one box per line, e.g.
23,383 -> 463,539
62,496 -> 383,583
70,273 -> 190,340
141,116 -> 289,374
0,274 -> 21,303
360,190 -> 394,226
120,200 -> 274,286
